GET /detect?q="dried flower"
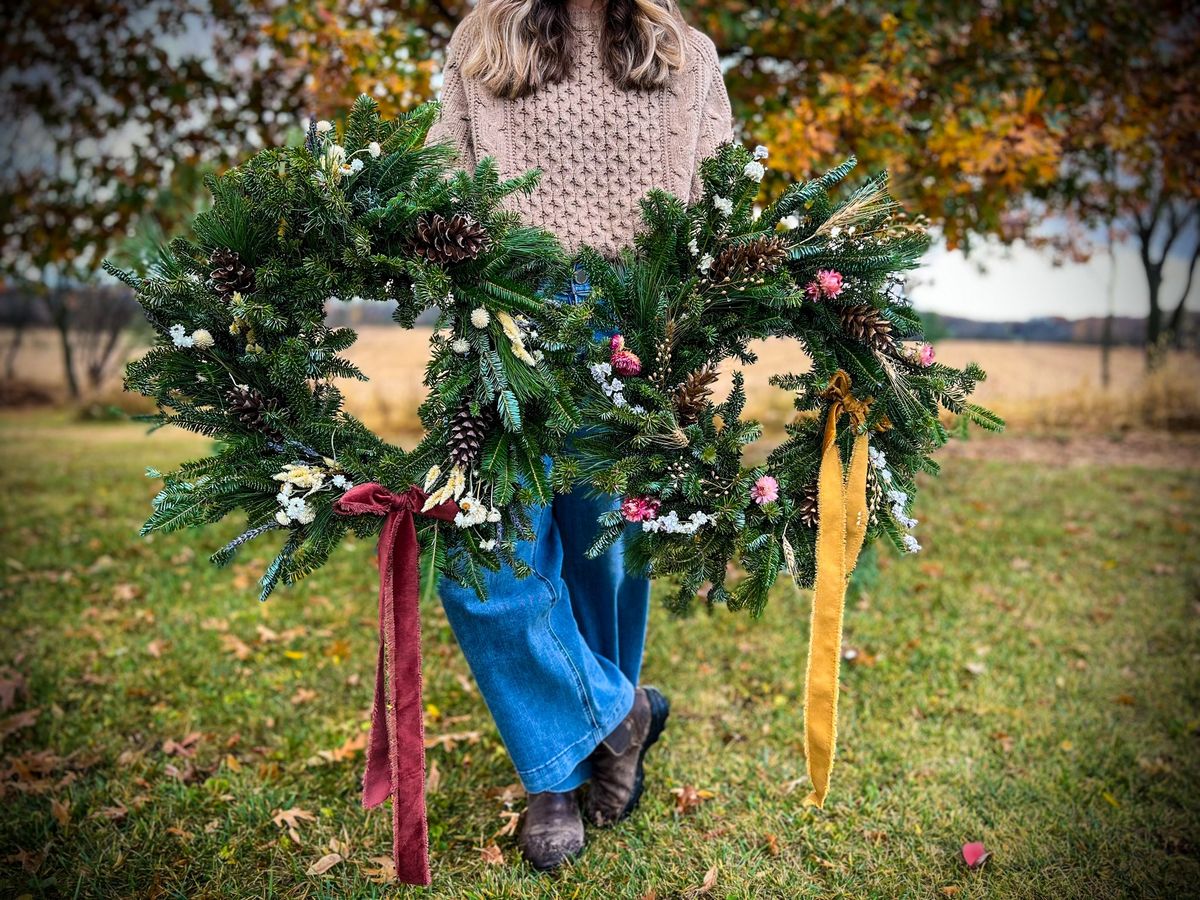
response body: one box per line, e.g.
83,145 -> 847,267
919,343 -> 936,367
620,496 -> 661,523
191,328 -> 214,349
470,307 -> 490,329
744,160 -> 766,182
750,475 -> 779,505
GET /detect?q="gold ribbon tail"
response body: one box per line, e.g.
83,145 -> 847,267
803,371 -> 871,808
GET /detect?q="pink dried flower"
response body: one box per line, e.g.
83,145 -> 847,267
609,334 -> 642,376
750,475 -> 779,505
919,343 -> 936,367
620,496 -> 661,523
806,269 -> 844,301
611,350 -> 642,377
818,269 -> 844,297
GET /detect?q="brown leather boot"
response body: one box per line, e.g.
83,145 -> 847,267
518,789 -> 585,871
583,686 -> 670,827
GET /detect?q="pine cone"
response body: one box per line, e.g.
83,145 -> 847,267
708,236 -> 789,285
412,213 -> 491,265
225,384 -> 282,441
673,367 -> 719,426
209,248 -> 256,299
448,402 -> 497,470
838,304 -> 894,351
797,482 -> 820,528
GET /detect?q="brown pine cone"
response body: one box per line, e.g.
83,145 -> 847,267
673,367 -> 719,426
838,304 -> 894,352
412,213 -> 491,265
448,402 -> 497,470
224,384 -> 282,441
707,236 -> 789,285
210,248 -> 256,298
797,482 -> 820,528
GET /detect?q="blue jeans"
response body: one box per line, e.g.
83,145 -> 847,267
437,268 -> 652,793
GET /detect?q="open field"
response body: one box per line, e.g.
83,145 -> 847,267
1,413 -> 1198,898
6,328 -> 1200,441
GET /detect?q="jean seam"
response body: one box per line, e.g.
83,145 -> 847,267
533,566 -> 602,735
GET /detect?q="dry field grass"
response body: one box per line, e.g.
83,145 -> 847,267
5,327 -> 1199,443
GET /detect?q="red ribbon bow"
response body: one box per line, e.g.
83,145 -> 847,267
333,483 -> 458,886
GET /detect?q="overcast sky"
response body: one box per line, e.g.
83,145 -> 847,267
911,238 -> 1197,322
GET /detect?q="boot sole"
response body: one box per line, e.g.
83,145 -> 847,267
613,686 -> 670,824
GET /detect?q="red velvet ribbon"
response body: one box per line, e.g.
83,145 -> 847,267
333,483 -> 458,886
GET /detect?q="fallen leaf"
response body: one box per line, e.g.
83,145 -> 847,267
272,807 -> 316,844
1114,694 -> 1135,706
961,841 -> 990,869
671,785 -> 716,816
684,864 -> 718,897
291,688 -> 317,706
220,634 -> 253,660
0,708 -> 40,742
306,852 -> 342,876
941,887 -> 961,896
425,759 -> 441,795
1009,557 -> 1031,571
494,810 -> 520,838
479,842 -> 504,866
1101,791 -> 1120,808
964,661 -> 987,676
50,797 -> 70,828
0,668 -> 27,712
112,582 -> 141,602
315,732 -> 367,765
763,833 -> 780,856
146,639 -> 166,659
362,855 -> 396,883
162,732 -> 202,758
425,730 -> 482,751
91,804 -> 128,822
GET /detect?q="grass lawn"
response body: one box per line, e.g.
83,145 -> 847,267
1,412 -> 1198,898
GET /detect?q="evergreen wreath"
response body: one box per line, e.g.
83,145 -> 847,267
107,97 -> 595,600
571,143 -> 1003,615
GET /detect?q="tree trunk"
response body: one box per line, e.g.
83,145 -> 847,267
44,290 -> 81,399
1140,240 -> 1165,371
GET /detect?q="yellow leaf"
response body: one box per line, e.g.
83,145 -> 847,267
284,650 -> 306,660
1101,791 -> 1120,808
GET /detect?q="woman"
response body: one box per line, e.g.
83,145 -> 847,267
427,0 -> 733,871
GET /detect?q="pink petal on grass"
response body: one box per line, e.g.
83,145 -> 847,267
961,842 -> 990,869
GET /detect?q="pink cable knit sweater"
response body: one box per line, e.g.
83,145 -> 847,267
427,4 -> 734,258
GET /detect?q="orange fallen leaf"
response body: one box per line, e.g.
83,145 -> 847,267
291,688 -> 318,706
50,798 -> 70,828
671,785 -> 716,816
479,842 -> 504,865
362,855 -> 396,883
684,864 -> 718,897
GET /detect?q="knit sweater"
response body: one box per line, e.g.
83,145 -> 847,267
426,5 -> 734,258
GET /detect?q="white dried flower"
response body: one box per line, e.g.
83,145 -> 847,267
367,141 -> 382,158
451,337 -> 471,355
169,324 -> 193,348
190,328 -> 214,349
902,534 -> 922,554
743,160 -> 766,182
699,253 -> 714,273
754,144 -> 770,160
316,120 -> 333,133
470,308 -> 490,329
713,196 -> 733,217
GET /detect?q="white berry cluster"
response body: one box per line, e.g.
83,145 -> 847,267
868,446 -> 920,553
641,509 -> 713,535
170,324 -> 214,349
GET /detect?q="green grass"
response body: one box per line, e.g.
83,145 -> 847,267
1,412 -> 1198,899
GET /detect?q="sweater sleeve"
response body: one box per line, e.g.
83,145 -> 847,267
426,21 -> 476,171
689,32 -> 734,202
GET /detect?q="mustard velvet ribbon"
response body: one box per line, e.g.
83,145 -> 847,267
804,370 -> 871,809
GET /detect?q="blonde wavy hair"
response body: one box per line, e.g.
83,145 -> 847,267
462,0 -> 688,100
